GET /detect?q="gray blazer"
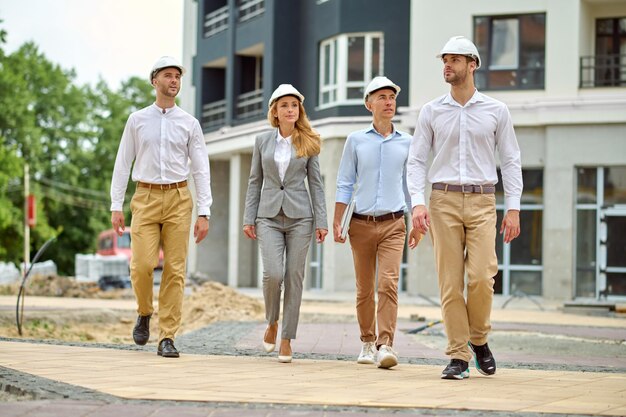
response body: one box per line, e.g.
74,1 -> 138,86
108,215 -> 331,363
243,129 -> 328,229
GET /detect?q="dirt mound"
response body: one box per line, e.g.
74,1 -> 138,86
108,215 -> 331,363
0,274 -> 131,299
0,280 -> 264,343
178,281 -> 264,333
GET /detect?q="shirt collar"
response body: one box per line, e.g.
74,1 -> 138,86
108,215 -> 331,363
153,103 -> 177,114
366,123 -> 398,139
276,131 -> 292,144
443,89 -> 484,107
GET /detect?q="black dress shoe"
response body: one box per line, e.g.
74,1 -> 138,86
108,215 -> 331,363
132,315 -> 151,345
157,338 -> 180,358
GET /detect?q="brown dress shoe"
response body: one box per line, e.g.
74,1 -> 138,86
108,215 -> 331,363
132,315 -> 151,345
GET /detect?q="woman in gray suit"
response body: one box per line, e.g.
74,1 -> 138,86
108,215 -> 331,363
243,84 -> 328,363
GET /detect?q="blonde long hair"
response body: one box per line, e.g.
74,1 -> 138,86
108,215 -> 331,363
268,100 -> 321,158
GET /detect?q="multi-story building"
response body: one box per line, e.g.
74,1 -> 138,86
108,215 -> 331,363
182,0 -> 626,301
181,0 -> 412,292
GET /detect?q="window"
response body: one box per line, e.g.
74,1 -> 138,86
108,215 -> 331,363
494,169 -> 543,296
594,17 -> 626,86
319,33 -> 383,107
575,167 -> 626,298
474,14 -> 545,90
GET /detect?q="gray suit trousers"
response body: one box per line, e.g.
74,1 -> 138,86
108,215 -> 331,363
256,212 -> 313,340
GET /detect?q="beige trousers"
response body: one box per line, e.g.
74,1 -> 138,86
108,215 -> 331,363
130,185 -> 193,342
429,190 -> 498,362
348,216 -> 406,348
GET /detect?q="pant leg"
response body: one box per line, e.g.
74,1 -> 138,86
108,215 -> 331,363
281,217 -> 314,340
157,187 -> 193,341
465,193 -> 498,346
348,218 -> 377,343
256,216 -> 287,326
129,186 -> 162,316
375,217 -> 406,347
429,190 -> 472,362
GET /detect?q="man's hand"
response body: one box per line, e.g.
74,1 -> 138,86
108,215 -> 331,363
243,224 -> 256,240
194,217 -> 209,243
412,205 -> 430,234
333,202 -> 348,243
500,209 -> 520,244
316,228 -> 328,243
408,228 -> 423,249
111,211 -> 125,236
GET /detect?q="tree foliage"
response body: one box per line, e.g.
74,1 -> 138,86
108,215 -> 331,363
0,22 -> 155,274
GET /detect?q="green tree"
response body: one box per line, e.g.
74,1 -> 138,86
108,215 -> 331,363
0,22 -> 154,274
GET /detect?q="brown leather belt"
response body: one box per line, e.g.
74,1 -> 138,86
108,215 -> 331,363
432,183 -> 495,194
352,210 -> 404,222
137,180 -> 187,190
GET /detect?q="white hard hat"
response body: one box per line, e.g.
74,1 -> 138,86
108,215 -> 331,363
436,36 -> 481,69
150,56 -> 185,81
363,76 -> 401,106
268,84 -> 304,107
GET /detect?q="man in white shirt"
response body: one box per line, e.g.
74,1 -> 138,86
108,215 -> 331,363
110,56 -> 212,358
407,36 -> 523,379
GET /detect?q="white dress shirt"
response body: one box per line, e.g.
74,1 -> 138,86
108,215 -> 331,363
110,103 -> 213,216
274,133 -> 292,182
407,90 -> 523,212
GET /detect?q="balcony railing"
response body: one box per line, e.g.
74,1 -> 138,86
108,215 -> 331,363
580,54 -> 626,88
238,0 -> 264,23
204,5 -> 229,38
201,99 -> 227,131
236,89 -> 264,120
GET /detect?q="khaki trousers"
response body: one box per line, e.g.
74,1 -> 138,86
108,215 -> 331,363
429,190 -> 498,363
348,216 -> 406,348
130,185 -> 193,342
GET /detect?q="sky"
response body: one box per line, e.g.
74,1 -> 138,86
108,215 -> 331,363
0,0 -> 184,88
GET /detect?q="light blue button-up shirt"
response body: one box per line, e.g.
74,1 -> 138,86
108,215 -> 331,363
336,124 -> 412,216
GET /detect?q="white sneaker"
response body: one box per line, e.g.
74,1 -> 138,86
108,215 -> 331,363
357,341 -> 376,364
376,345 -> 398,369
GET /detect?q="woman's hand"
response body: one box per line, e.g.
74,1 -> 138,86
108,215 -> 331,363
316,228 -> 328,243
243,224 -> 257,240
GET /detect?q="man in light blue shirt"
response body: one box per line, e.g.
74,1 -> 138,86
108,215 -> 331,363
333,76 -> 412,369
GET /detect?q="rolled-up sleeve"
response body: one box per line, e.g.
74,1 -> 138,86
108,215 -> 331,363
335,134 -> 357,204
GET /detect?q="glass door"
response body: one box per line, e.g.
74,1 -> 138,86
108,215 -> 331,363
599,208 -> 626,297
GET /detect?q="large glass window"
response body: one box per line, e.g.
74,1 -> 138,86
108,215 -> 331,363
494,169 -> 543,296
575,167 -> 626,298
474,14 -> 546,90
319,33 -> 384,107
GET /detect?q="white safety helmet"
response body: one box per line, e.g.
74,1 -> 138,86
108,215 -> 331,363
150,56 -> 185,81
268,84 -> 305,107
363,76 -> 401,107
436,36 -> 481,69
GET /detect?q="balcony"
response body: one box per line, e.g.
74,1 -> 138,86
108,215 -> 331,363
238,0 -> 264,23
580,54 -> 626,88
201,99 -> 227,131
204,5 -> 229,38
236,89 -> 264,121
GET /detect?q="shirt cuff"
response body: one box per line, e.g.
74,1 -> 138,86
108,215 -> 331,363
110,203 -> 123,212
197,207 -> 211,218
505,196 -> 521,212
335,191 -> 352,205
411,194 -> 426,208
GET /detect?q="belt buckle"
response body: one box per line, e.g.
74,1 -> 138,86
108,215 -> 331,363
461,185 -> 470,193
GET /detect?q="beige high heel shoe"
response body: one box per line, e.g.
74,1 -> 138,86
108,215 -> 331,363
263,323 -> 277,353
278,339 -> 292,363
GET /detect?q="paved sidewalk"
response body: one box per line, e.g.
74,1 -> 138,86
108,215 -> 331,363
1,341 -> 626,416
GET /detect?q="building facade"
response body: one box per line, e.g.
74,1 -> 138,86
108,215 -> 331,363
182,0 -> 626,301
